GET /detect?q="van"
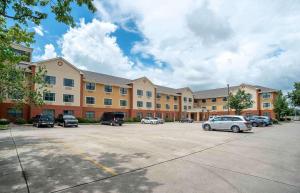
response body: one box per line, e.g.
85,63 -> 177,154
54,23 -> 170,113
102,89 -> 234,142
101,112 -> 125,126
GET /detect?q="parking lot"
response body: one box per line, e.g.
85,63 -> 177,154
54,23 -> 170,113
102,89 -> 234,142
1,122 -> 300,193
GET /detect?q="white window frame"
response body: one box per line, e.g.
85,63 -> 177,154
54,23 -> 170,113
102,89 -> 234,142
85,96 -> 95,105
85,82 -> 96,91
104,98 -> 113,106
120,99 -> 127,107
43,92 -> 56,102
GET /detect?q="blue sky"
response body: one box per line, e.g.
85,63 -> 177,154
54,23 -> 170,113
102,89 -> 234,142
30,0 -> 300,91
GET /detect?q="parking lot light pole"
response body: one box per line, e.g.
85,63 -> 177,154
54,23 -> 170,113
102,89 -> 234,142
227,84 -> 230,115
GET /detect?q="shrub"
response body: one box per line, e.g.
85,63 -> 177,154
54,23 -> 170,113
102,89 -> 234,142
165,118 -> 174,122
77,117 -> 99,123
272,119 -> 279,124
0,119 -> 9,125
27,119 -> 33,124
15,118 -> 26,125
125,117 -> 133,122
132,117 -> 141,122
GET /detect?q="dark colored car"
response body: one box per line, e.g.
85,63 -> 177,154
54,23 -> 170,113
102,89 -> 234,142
101,112 -> 124,126
32,114 -> 54,128
248,116 -> 272,127
56,114 -> 78,127
179,117 -> 194,123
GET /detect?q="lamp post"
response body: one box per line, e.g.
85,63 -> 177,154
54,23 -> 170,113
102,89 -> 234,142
227,84 -> 230,115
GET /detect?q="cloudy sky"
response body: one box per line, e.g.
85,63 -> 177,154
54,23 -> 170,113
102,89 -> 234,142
32,0 -> 300,91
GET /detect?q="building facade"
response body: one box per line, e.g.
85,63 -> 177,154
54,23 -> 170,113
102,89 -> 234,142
0,47 -> 278,121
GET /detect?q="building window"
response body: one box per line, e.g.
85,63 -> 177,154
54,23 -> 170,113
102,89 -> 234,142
43,109 -> 55,117
223,97 -> 227,101
137,101 -> 143,107
262,93 -> 271,99
174,96 -> 178,101
166,95 -> 170,100
166,104 -> 170,109
156,104 -> 161,109
63,110 -> 74,115
212,106 -> 217,110
44,75 -> 56,85
86,82 -> 95,90
63,94 -> 74,103
248,103 -> 253,108
86,97 -> 95,104
147,112 -> 153,117
85,111 -> 95,119
146,91 -> 152,97
156,93 -> 161,98
104,98 -> 112,105
263,112 -> 270,117
137,112 -> 143,119
120,88 -> 127,95
43,92 -> 55,102
146,102 -> 152,108
184,97 -> 187,102
104,85 -> 112,93
137,89 -> 143,96
184,105 -> 187,110
174,105 -> 178,110
223,105 -> 228,110
263,103 -> 271,108
120,100 -> 127,107
188,106 -> 191,109
64,78 -> 74,87
7,108 -> 22,118
189,98 -> 192,102
202,99 -> 206,103
211,98 -> 217,102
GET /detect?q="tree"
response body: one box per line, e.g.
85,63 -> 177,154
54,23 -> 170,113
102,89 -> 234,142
0,0 -> 96,105
274,91 -> 289,120
228,89 -> 253,115
288,82 -> 300,107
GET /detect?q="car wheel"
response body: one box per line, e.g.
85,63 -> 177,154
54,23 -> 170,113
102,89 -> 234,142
51,124 -> 54,128
231,125 -> 240,133
119,123 -> 122,126
252,122 -> 258,127
262,122 -> 267,127
203,124 -> 211,131
63,122 -> 66,127
37,123 -> 40,128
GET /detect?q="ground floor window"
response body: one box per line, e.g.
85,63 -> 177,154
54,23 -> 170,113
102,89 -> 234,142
137,112 -> 143,119
156,113 -> 161,118
85,111 -> 95,119
7,108 -> 23,118
147,112 -> 153,117
263,112 -> 270,117
63,110 -> 74,115
43,109 -> 55,117
165,113 -> 169,119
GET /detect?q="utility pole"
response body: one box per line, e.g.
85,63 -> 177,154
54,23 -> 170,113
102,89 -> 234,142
227,84 -> 230,115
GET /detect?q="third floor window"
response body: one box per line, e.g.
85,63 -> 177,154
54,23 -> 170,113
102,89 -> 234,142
146,91 -> 152,97
45,75 -> 56,85
64,78 -> 74,87
137,89 -> 143,96
120,87 -> 127,95
104,85 -> 112,93
86,82 -> 95,90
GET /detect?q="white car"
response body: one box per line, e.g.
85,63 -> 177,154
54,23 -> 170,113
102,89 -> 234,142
154,117 -> 164,124
141,117 -> 159,124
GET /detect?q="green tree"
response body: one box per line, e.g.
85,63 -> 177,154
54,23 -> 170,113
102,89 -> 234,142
288,82 -> 300,107
0,0 -> 96,105
228,89 -> 253,115
274,91 -> 289,120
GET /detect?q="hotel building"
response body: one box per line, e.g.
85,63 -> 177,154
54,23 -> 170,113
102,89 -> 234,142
0,47 -> 278,121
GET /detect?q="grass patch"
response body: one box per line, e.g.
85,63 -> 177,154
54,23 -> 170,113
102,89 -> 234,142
0,125 -> 8,130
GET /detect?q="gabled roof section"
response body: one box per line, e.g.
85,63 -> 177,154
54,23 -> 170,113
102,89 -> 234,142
83,70 -> 132,88
131,76 -> 156,86
176,87 -> 193,94
156,85 -> 180,96
33,57 -> 83,74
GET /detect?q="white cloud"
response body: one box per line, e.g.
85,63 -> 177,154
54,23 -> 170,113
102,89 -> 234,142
34,44 -> 57,61
33,25 -> 45,36
89,0 -> 300,91
59,19 -> 133,75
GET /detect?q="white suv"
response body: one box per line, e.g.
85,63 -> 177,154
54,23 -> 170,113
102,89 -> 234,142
202,115 -> 252,133
141,117 -> 159,124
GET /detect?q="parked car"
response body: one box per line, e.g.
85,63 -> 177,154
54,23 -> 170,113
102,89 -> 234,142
154,117 -> 164,124
32,114 -> 54,128
202,115 -> 252,133
248,116 -> 272,127
179,118 -> 194,123
57,114 -> 79,127
141,117 -> 159,124
101,112 -> 124,126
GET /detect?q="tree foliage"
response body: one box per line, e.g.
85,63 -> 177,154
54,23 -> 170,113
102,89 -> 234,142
288,82 -> 300,107
228,89 -> 253,115
274,91 -> 289,120
0,0 -> 96,105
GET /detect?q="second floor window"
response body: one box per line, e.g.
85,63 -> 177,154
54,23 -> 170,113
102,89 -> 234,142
86,82 -> 95,90
120,88 -> 127,95
184,97 -> 187,102
188,106 -> 191,109
174,105 -> 178,110
104,85 -> 112,93
202,99 -> 206,103
146,91 -> 152,97
137,89 -> 143,96
166,104 -> 170,109
184,105 -> 187,110
137,101 -> 143,107
262,93 -> 271,98
212,106 -> 217,110
64,78 -> 74,87
45,75 -> 56,85
120,100 -> 127,106
86,97 -> 95,104
263,103 -> 271,108
156,104 -> 161,108
43,92 -> 55,102
174,96 -> 178,100
189,98 -> 192,102
166,95 -> 170,100
211,98 -> 217,102
63,94 -> 74,102
146,102 -> 152,108
104,98 -> 112,105
156,93 -> 161,98
223,97 -> 227,101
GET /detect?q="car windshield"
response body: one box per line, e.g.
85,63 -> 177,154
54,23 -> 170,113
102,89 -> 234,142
63,115 -> 76,120
40,115 -> 52,121
115,113 -> 124,118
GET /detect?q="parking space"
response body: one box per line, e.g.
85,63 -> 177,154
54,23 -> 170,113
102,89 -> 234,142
1,122 -> 300,193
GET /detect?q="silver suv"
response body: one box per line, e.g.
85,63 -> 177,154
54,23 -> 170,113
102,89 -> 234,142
202,115 -> 252,133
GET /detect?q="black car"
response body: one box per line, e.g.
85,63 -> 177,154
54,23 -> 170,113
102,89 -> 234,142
32,114 -> 54,128
101,112 -> 124,126
56,114 -> 79,127
179,117 -> 194,123
248,116 -> 272,127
